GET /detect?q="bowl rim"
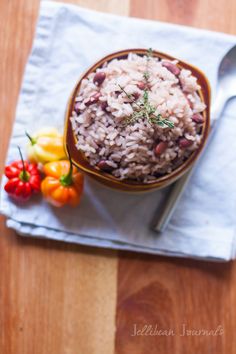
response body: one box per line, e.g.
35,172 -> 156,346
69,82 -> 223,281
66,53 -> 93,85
64,48 -> 211,190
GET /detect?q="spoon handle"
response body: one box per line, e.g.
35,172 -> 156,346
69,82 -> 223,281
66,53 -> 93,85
152,90 -> 227,233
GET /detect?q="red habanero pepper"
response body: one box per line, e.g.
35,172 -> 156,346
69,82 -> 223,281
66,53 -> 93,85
4,147 -> 41,201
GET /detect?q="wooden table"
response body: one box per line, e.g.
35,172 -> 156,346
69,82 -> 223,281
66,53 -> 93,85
0,1 -> 235,353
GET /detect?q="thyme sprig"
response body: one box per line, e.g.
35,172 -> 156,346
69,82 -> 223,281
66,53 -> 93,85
119,85 -> 174,128
117,48 -> 174,129
147,47 -> 153,60
143,71 -> 150,81
143,47 -> 153,82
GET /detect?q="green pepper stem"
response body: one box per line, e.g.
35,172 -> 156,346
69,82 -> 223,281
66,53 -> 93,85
59,147 -> 73,186
25,131 -> 36,145
18,146 -> 29,182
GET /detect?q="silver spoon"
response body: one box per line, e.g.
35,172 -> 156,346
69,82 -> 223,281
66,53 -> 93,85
153,44 -> 236,232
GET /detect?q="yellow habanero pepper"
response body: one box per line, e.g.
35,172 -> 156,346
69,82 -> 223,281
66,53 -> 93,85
41,159 -> 84,207
26,127 -> 66,164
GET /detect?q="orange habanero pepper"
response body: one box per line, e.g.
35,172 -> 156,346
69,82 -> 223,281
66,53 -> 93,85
41,159 -> 84,207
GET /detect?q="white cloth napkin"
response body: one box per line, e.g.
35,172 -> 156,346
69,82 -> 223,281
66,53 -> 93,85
1,0 -> 236,261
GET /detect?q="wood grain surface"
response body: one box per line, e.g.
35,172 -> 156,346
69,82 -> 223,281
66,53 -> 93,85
0,1 -> 235,354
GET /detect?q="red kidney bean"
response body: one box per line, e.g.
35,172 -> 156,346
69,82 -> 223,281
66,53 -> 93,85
137,82 -> 146,90
93,72 -> 106,86
84,92 -> 101,106
97,160 -> 113,172
178,138 -> 193,149
192,113 -> 204,124
162,61 -> 180,76
74,102 -> 80,114
114,90 -> 122,96
154,172 -> 164,178
154,141 -> 168,156
100,101 -> 108,111
132,92 -> 140,100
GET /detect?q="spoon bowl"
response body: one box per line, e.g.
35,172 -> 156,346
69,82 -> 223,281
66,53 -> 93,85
218,45 -> 236,96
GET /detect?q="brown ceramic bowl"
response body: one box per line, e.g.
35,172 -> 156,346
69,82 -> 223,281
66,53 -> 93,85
64,49 -> 210,192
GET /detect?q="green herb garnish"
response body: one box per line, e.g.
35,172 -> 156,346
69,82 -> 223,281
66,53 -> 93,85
119,85 -> 174,128
117,49 -> 174,129
147,47 -> 153,59
143,71 -> 150,81
143,48 -> 152,86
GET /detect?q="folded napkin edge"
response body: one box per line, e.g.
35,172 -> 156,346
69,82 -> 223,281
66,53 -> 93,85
6,218 -> 230,262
